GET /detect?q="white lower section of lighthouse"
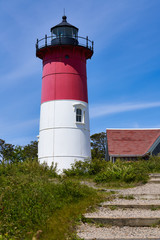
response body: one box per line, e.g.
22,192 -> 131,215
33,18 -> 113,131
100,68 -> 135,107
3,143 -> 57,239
38,100 -> 91,172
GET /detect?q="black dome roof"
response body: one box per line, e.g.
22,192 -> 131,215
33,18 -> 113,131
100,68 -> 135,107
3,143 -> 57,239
50,16 -> 79,32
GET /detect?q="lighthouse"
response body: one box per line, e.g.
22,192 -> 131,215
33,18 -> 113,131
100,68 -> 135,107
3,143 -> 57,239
36,15 -> 93,172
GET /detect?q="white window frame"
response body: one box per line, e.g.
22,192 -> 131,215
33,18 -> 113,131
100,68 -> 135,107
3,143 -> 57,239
76,108 -> 82,122
73,103 -> 86,124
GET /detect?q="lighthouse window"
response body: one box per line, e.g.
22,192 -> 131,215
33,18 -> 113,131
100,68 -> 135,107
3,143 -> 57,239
76,108 -> 82,122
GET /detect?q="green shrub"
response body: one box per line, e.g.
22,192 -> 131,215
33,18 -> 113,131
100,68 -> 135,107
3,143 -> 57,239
64,156 -> 160,183
63,158 -> 107,177
94,160 -> 149,183
63,159 -> 90,177
88,158 -> 107,175
143,156 -> 160,173
0,159 -> 58,178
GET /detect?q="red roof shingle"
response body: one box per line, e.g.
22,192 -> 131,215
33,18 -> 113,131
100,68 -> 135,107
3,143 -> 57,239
107,129 -> 160,156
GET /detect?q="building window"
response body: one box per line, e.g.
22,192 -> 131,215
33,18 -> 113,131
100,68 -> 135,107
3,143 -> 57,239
76,108 -> 82,122
73,103 -> 86,124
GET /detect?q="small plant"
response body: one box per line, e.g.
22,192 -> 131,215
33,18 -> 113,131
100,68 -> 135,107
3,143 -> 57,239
151,220 -> 160,228
108,205 -> 117,210
118,194 -> 135,200
72,236 -> 85,240
110,190 -> 116,194
151,206 -> 160,211
95,223 -> 105,228
80,216 -> 94,224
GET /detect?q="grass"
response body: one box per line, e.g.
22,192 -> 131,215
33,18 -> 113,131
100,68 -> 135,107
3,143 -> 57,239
118,194 -> 135,200
1,156 -> 160,239
40,195 -> 104,240
151,206 -> 160,211
0,160 -> 106,240
108,205 -> 117,210
66,176 -> 144,190
64,156 -> 160,186
95,181 -> 140,189
63,158 -> 154,184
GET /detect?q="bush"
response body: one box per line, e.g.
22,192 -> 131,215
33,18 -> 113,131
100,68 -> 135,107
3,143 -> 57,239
64,156 -> 160,184
94,160 -> 149,184
143,156 -> 160,173
63,159 -> 90,177
63,158 -> 107,177
0,159 -> 58,178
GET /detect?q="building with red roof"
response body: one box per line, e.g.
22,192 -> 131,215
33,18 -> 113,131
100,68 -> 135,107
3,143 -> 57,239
106,129 -> 160,162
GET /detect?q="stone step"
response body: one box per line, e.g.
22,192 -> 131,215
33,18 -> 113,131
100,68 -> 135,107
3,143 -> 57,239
121,194 -> 160,200
83,238 -> 160,240
149,173 -> 160,178
84,216 -> 160,227
77,224 -> 160,239
150,176 -> 160,179
84,206 -> 160,227
101,203 -> 160,209
149,179 -> 160,184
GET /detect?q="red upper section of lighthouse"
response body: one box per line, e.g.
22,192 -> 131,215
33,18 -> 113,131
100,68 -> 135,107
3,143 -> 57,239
36,16 -> 93,104
41,46 -> 88,103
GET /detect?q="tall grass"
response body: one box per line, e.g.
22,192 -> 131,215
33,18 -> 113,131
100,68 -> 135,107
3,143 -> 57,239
0,160 -> 103,240
64,156 -> 160,184
63,158 -> 107,177
94,160 -> 149,183
1,156 -> 160,239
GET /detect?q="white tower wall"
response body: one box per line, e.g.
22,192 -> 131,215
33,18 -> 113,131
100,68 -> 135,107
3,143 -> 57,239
38,100 -> 91,172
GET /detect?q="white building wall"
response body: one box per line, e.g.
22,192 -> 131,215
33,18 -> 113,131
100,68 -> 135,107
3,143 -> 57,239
38,100 -> 91,172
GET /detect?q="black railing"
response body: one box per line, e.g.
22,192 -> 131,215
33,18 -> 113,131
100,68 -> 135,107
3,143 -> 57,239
36,35 -> 94,52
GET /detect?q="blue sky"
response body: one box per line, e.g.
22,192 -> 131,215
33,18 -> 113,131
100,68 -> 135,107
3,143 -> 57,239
0,0 -> 160,146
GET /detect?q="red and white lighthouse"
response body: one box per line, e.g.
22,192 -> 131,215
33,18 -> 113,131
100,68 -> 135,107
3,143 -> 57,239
36,16 -> 93,171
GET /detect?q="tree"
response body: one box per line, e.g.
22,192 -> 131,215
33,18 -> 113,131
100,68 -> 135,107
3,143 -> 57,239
90,132 -> 106,159
0,139 -> 15,163
23,141 -> 38,161
0,139 -> 38,163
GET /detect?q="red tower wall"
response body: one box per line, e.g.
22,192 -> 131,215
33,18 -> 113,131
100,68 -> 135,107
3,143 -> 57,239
41,46 -> 88,104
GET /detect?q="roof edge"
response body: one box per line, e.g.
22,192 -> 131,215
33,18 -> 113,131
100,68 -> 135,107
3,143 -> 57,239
148,135 -> 160,154
106,128 -> 160,130
109,153 -> 149,157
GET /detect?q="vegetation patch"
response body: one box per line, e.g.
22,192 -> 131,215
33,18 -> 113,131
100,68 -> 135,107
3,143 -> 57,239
118,194 -> 135,200
64,157 -> 160,186
1,135 -> 160,239
108,205 -> 117,210
0,160 -> 105,240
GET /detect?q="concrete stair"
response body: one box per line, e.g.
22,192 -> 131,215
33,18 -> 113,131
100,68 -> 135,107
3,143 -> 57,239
149,173 -> 160,184
82,238 -> 160,240
81,237 -> 160,240
125,194 -> 160,199
149,174 -> 160,178
84,215 -> 160,227
102,203 -> 160,209
77,174 -> 160,240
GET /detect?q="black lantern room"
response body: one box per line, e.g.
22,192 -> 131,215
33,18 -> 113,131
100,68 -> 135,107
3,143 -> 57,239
50,15 -> 79,45
36,15 -> 94,60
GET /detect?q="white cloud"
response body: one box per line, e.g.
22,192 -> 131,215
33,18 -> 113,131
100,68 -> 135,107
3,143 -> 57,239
90,101 -> 160,118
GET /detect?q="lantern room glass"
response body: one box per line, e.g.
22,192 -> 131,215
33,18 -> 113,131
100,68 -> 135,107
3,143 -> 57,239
52,26 -> 78,39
